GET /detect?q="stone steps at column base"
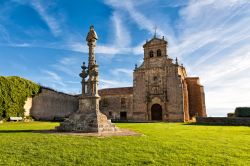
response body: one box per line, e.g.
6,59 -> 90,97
56,111 -> 118,133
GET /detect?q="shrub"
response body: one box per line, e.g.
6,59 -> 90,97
235,107 -> 250,117
0,76 -> 41,119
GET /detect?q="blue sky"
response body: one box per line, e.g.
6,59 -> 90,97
1,0 -> 250,116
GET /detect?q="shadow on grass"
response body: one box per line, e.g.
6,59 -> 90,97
0,129 -> 142,137
0,130 -> 54,134
184,122 -> 250,127
112,120 -> 170,123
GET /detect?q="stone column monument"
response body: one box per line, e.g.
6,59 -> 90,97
56,26 -> 117,133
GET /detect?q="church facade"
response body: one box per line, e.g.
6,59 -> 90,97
99,36 -> 206,122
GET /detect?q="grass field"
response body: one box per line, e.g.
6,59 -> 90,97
0,122 -> 249,166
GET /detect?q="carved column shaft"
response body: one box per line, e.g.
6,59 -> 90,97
85,25 -> 99,97
82,80 -> 85,95
88,42 -> 96,67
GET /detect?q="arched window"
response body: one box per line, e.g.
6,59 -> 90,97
121,98 -> 126,108
149,51 -> 154,58
157,49 -> 161,57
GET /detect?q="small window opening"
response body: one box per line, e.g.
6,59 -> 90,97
121,98 -> 126,108
149,51 -> 154,58
157,49 -> 161,57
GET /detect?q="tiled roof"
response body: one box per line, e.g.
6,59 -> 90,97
98,87 -> 133,96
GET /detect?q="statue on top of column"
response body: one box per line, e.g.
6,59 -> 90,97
86,25 -> 98,42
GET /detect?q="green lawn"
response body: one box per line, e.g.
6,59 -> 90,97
0,122 -> 249,166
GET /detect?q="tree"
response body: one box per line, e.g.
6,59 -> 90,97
0,76 -> 41,119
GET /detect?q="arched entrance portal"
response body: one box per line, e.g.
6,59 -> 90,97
151,104 -> 162,120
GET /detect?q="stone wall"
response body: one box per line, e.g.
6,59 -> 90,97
182,80 -> 190,121
186,77 -> 206,118
30,88 -> 79,121
133,68 -> 149,120
131,37 -> 202,122
99,87 -> 133,120
196,117 -> 250,126
133,57 -> 187,122
29,87 -> 134,121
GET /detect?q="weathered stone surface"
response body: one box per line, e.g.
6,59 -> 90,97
196,117 -> 250,126
99,36 -> 207,122
186,78 -> 206,118
56,96 -> 117,132
56,26 -> 117,133
30,88 -> 79,121
99,87 -> 133,120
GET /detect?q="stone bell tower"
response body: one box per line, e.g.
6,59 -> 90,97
57,26 -> 117,133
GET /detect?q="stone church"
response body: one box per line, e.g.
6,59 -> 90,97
99,35 -> 206,122
28,32 -> 206,122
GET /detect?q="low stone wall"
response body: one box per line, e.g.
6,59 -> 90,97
30,88 -> 79,121
196,117 -> 250,126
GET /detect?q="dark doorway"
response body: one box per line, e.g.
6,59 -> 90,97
151,104 -> 162,120
120,112 -> 127,120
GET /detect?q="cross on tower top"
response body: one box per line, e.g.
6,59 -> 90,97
154,25 -> 157,38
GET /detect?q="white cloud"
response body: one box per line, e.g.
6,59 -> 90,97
41,70 -> 66,88
51,55 -> 82,77
105,0 -> 164,36
104,0 -> 250,116
30,0 -> 62,37
0,25 -> 32,47
42,70 -> 61,81
2,0 -> 250,117
111,68 -> 133,77
99,79 -> 131,89
172,0 -> 250,116
59,57 -> 79,65
52,64 -> 77,77
111,11 -> 131,47
1,0 -> 141,56
11,43 -> 31,47
0,24 -> 11,43
62,41 -> 142,56
131,44 -> 143,55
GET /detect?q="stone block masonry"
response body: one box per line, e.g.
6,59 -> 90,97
196,117 -> 250,126
30,88 -> 79,121
186,77 -> 206,118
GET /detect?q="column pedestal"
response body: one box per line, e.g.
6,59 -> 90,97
56,96 -> 117,133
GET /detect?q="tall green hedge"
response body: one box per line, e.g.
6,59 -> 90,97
235,107 -> 250,117
0,76 -> 41,119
